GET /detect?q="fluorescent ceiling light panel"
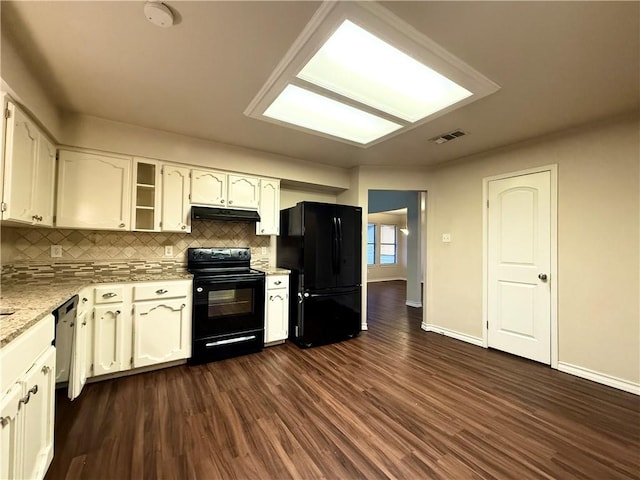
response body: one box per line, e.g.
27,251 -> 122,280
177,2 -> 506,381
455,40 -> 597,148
297,20 -> 473,123
263,84 -> 402,144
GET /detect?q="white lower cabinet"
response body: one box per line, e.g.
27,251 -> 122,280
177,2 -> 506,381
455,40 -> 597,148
0,316 -> 56,480
133,299 -> 190,368
89,280 -> 192,376
265,274 -> 289,344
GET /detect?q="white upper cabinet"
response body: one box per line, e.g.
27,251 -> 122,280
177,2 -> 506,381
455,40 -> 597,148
1,101 -> 55,226
191,170 -> 260,210
56,149 -> 132,230
191,169 -> 226,206
161,164 -> 191,232
256,179 -> 280,235
228,174 -> 260,209
132,158 -> 162,231
32,135 -> 55,227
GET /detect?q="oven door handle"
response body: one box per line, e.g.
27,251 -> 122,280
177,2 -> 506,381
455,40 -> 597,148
205,335 -> 257,347
195,277 -> 263,289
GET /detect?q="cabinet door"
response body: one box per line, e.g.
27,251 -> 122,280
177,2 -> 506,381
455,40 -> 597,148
56,150 -> 131,230
161,164 -> 191,232
256,179 -> 280,235
2,102 -> 37,224
132,299 -> 190,368
266,288 -> 288,343
68,309 -> 89,400
93,305 -> 129,376
0,383 -> 23,480
21,346 -> 55,480
228,174 -> 259,209
32,133 -> 56,227
191,169 -> 227,206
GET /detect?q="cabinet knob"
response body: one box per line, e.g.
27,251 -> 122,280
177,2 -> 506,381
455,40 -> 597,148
116,310 -> 121,315
82,320 -> 87,326
119,223 -> 125,228
41,365 -> 51,374
229,200 -> 233,205
269,295 -> 273,301
181,303 -> 186,309
28,385 -> 38,396
0,416 -> 10,427
82,297 -> 88,303
261,229 -> 265,233
220,199 -> 225,204
156,289 -> 168,294
181,225 -> 186,230
274,280 -> 281,285
37,215 -> 43,221
32,215 -> 38,221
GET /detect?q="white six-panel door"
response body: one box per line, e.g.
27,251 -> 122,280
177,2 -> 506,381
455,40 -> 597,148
487,171 -> 551,364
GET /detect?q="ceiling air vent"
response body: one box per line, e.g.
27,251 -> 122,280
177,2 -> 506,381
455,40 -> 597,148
429,129 -> 467,144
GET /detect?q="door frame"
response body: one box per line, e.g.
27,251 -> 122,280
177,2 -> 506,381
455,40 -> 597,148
482,164 -> 558,368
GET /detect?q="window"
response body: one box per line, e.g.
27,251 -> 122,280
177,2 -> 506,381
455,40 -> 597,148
367,223 -> 376,265
380,224 -> 397,265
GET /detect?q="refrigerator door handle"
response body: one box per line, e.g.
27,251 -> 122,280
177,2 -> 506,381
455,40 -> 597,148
336,217 -> 343,274
331,216 -> 339,273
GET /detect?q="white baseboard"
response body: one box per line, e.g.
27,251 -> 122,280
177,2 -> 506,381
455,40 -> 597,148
421,323 -> 484,347
557,362 -> 640,395
360,323 -> 368,331
367,277 -> 406,283
406,300 -> 422,308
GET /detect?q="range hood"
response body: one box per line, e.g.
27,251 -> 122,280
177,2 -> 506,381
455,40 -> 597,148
191,206 -> 260,222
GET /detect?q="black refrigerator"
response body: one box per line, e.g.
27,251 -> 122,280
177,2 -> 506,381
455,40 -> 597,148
277,201 -> 362,348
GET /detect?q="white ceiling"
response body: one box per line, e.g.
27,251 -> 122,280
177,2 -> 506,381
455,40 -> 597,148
2,1 -> 638,169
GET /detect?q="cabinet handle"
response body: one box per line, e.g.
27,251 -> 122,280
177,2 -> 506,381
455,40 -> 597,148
28,385 -> 38,396
0,416 -> 10,427
274,280 -> 282,285
18,394 -> 30,407
42,365 -> 51,374
156,289 -> 168,294
103,292 -> 117,298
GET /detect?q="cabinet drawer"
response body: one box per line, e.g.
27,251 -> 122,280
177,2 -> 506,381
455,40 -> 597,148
266,275 -> 288,290
132,281 -> 190,301
94,285 -> 125,304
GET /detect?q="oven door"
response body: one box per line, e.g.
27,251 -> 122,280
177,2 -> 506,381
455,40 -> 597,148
193,275 -> 265,340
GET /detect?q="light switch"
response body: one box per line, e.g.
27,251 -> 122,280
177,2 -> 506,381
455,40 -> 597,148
51,245 -> 62,258
164,245 -> 174,257
442,233 -> 451,243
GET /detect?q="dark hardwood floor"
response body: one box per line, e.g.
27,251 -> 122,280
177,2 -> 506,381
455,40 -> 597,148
47,280 -> 640,480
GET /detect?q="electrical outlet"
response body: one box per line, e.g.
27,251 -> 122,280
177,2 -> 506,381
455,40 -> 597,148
164,245 -> 174,257
51,245 -> 62,258
442,233 -> 452,243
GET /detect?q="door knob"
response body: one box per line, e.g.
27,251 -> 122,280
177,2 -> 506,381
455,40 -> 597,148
538,273 -> 548,281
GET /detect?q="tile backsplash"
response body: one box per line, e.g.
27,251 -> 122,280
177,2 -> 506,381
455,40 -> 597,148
1,220 -> 270,265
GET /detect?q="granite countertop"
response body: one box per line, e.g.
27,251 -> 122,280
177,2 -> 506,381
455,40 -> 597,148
0,272 -> 193,348
257,267 -> 291,275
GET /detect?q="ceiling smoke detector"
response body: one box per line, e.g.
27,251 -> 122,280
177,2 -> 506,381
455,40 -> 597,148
144,2 -> 173,28
429,129 -> 467,144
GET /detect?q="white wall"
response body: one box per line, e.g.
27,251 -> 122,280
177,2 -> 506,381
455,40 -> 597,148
426,114 -> 639,386
280,188 -> 337,210
367,212 -> 407,282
